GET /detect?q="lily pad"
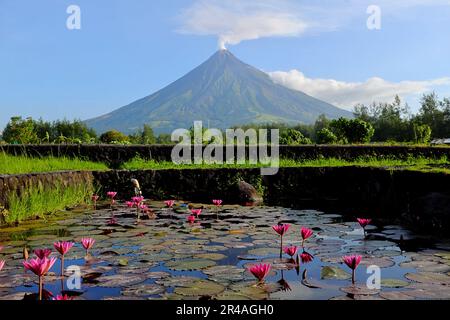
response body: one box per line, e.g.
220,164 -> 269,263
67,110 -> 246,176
122,284 -> 165,297
381,279 -> 410,288
174,280 -> 225,296
97,275 -> 146,288
165,259 -> 217,271
321,266 -> 351,280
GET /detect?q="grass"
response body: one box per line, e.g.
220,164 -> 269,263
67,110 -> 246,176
3,182 -> 93,224
0,152 -> 108,175
120,155 -> 450,172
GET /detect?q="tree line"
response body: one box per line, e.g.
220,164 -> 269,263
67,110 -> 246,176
1,93 -> 449,145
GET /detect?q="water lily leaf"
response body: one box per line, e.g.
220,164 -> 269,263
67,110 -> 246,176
194,253 -> 226,261
165,259 -> 216,271
97,275 -> 146,287
405,272 -> 450,285
321,266 -> 351,280
118,259 -> 129,266
174,280 -> 225,296
381,279 -> 410,288
247,247 -> 279,256
379,291 -> 414,300
122,284 -> 165,297
228,282 -> 268,300
340,285 -> 379,295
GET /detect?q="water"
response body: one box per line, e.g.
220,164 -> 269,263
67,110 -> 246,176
0,203 -> 450,300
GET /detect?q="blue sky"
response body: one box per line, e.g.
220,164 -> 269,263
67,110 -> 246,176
1,0 -> 450,129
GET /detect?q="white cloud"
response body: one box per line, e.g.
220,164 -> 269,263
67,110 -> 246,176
177,0 -> 308,49
268,69 -> 450,109
177,0 -> 450,49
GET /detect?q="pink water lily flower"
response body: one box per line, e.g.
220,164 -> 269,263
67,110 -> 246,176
248,263 -> 272,283
132,196 -> 144,204
53,294 -> 73,300
272,224 -> 290,236
34,249 -> 52,259
54,241 -> 74,277
91,195 -> 99,202
357,218 -> 372,237
191,209 -> 202,217
53,242 -> 74,256
283,246 -> 298,258
106,192 -> 117,199
343,255 -> 362,284
187,215 -> 196,223
23,257 -> 57,300
126,201 -> 135,208
0,260 -> 5,272
23,257 -> 56,277
107,192 -> 117,206
81,238 -> 95,255
300,227 -> 313,246
164,200 -> 175,208
300,251 -> 314,264
273,224 -> 290,259
212,200 -> 223,206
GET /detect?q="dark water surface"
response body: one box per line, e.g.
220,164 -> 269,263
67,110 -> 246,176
1,202 -> 450,300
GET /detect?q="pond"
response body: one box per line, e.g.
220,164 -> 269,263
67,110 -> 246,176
0,202 -> 450,300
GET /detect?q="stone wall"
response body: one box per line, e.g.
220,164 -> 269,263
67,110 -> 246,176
2,144 -> 450,168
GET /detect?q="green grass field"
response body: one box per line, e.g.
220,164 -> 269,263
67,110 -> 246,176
0,152 -> 108,175
120,156 -> 450,173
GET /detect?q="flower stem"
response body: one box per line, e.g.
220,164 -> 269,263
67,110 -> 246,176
38,276 -> 43,301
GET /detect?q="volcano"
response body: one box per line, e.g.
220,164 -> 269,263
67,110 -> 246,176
85,50 -> 351,134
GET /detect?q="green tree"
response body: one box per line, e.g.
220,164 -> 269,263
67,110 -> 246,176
100,130 -> 130,144
413,123 -> 432,144
329,118 -> 374,144
2,117 -> 38,144
280,129 -> 312,145
156,133 -> 173,144
316,128 -> 338,144
129,125 -> 156,144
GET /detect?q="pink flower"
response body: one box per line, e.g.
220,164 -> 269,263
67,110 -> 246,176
300,227 -> 313,241
126,201 -> 135,208
53,242 -> 74,256
164,200 -> 175,208
34,249 -> 52,259
212,200 -> 223,206
357,218 -> 372,229
191,209 -> 202,217
91,195 -> 99,202
248,263 -> 272,283
81,238 -> 95,252
283,246 -> 298,258
272,224 -> 290,236
0,260 -> 5,272
53,294 -> 73,300
343,255 -> 362,284
106,192 -> 117,199
300,251 -> 314,264
343,255 -> 362,270
132,196 -> 144,204
187,215 -> 196,223
23,257 -> 56,277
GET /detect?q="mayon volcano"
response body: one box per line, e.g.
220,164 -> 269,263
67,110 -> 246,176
85,50 -> 352,134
